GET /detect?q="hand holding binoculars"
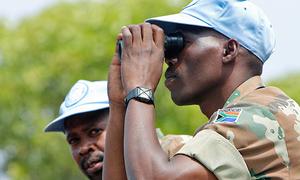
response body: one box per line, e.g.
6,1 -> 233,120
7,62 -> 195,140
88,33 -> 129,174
117,32 -> 185,61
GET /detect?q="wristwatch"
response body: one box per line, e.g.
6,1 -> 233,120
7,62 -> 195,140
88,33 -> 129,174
124,87 -> 154,106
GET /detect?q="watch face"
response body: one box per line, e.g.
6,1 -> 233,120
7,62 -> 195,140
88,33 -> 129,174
125,87 -> 154,105
137,87 -> 153,103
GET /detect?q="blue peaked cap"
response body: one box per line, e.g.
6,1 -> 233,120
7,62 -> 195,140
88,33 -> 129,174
44,80 -> 109,132
146,0 -> 276,63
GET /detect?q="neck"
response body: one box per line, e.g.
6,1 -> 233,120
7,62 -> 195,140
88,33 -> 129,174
199,69 -> 254,118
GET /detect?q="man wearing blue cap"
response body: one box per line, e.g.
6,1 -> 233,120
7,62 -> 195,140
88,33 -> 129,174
45,80 -> 189,179
44,80 -> 109,180
104,0 -> 300,179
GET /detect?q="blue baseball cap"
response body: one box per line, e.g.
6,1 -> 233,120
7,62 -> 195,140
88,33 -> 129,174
44,80 -> 109,132
146,0 -> 275,63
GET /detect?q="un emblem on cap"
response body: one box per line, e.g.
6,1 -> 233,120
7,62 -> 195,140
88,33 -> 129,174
65,81 -> 88,107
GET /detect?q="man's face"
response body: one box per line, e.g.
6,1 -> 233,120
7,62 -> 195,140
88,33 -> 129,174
64,109 -> 108,180
164,28 -> 226,106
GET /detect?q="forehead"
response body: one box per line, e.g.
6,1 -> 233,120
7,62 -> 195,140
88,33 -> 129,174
176,25 -> 227,40
64,109 -> 108,133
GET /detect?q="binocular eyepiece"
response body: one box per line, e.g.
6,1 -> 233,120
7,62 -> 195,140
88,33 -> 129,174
117,32 -> 184,60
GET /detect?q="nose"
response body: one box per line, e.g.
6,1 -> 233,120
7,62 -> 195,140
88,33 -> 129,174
79,141 -> 95,157
165,57 -> 178,66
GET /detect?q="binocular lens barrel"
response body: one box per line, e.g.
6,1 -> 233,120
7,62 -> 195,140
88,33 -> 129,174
117,32 -> 184,61
164,32 -> 184,59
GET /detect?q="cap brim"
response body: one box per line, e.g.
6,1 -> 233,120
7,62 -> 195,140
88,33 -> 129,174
44,102 -> 109,132
146,13 -> 212,34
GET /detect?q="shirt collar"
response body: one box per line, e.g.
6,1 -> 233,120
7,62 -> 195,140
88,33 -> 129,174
223,76 -> 265,108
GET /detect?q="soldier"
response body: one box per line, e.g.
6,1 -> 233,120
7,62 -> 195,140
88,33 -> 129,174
44,80 -> 189,180
104,0 -> 300,179
44,80 -> 109,180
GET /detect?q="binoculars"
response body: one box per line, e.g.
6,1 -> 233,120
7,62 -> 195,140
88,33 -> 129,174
117,32 -> 185,60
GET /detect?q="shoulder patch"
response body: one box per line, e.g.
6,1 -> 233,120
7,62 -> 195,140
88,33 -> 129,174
213,108 -> 242,123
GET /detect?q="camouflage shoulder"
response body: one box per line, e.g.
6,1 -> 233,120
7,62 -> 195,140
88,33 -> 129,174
208,104 -> 290,168
160,134 -> 193,158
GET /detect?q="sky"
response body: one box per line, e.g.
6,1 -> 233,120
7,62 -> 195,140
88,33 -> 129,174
0,0 -> 300,81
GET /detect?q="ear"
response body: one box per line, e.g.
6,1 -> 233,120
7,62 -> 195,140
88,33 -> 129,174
222,39 -> 240,63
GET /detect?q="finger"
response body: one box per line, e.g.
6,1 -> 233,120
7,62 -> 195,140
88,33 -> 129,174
128,25 -> 142,46
152,24 -> 165,49
121,26 -> 132,51
114,33 -> 123,53
141,23 -> 153,43
117,33 -> 123,41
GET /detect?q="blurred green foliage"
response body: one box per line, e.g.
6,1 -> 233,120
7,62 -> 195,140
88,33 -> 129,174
268,74 -> 300,103
0,0 -> 299,179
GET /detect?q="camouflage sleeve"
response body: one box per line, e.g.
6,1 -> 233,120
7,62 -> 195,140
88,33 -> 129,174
175,129 -> 251,180
205,105 -> 291,178
160,134 -> 193,158
156,128 -> 193,158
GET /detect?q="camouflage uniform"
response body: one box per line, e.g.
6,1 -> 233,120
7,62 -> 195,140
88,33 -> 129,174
160,134 -> 193,158
157,128 -> 193,158
176,76 -> 300,179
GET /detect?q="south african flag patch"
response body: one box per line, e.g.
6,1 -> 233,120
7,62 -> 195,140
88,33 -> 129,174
213,108 -> 242,123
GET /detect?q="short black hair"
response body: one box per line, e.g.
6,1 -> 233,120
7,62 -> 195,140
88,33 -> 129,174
244,50 -> 263,76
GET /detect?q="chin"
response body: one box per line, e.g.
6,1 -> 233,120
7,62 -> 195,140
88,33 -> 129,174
171,95 -> 185,106
171,93 -> 196,106
87,174 -> 102,180
86,169 -> 102,180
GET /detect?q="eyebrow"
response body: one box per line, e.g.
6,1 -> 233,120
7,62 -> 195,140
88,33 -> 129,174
81,121 -> 99,132
66,132 -> 76,141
